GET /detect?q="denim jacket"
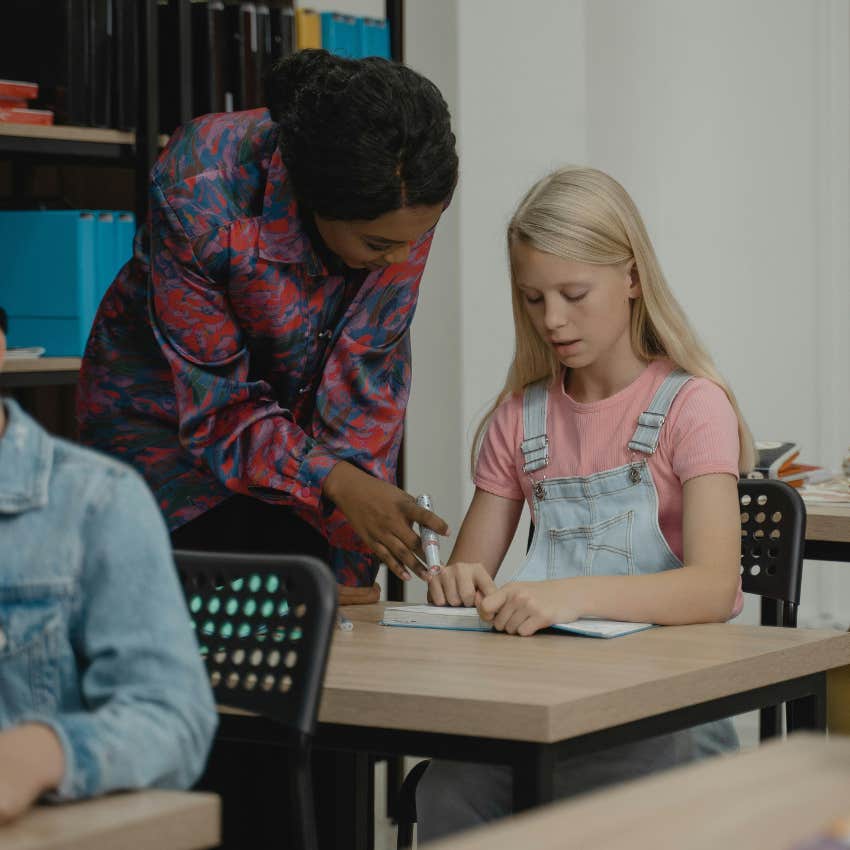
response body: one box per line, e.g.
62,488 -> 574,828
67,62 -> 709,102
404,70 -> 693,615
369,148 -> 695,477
0,399 -> 217,799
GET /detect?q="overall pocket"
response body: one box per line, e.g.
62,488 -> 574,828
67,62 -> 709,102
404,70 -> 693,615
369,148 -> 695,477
0,582 -> 69,719
548,511 -> 634,578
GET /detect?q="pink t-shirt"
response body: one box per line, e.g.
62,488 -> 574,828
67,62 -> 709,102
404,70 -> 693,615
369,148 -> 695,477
475,359 -> 740,563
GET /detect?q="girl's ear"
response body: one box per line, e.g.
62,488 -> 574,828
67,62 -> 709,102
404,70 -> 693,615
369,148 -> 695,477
627,260 -> 642,298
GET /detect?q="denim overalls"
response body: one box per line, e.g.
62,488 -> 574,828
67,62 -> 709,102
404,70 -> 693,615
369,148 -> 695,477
515,368 -> 738,766
416,369 -> 739,841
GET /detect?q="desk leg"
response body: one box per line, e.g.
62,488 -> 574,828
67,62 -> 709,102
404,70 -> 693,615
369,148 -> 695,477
511,745 -> 556,813
314,749 -> 373,850
787,671 -> 827,733
828,665 -> 850,735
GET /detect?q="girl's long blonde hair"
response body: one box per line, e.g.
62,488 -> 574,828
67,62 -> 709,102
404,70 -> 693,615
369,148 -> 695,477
472,166 -> 755,475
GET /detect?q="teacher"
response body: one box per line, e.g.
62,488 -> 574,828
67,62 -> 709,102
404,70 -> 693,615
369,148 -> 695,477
77,49 -> 458,589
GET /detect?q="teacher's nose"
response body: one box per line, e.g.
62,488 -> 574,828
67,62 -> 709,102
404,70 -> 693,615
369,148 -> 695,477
384,244 -> 410,265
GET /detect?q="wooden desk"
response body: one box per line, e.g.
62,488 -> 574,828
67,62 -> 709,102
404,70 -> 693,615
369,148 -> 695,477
0,789 -> 220,850
805,501 -> 850,562
219,604 -> 850,848
424,734 -> 850,850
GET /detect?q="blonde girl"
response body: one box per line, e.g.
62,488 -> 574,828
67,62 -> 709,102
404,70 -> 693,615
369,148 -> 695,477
416,166 -> 754,841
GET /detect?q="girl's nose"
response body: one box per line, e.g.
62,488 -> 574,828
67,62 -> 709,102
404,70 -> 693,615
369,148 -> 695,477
544,300 -> 568,330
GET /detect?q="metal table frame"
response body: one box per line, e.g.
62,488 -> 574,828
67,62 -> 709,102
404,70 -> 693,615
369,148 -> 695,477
218,670 -> 827,849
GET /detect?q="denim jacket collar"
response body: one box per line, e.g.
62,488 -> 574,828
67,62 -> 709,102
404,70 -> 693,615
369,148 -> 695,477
0,398 -> 52,514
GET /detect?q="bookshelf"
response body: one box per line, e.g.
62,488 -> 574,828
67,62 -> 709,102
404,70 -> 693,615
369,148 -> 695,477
0,358 -> 81,389
0,124 -> 169,161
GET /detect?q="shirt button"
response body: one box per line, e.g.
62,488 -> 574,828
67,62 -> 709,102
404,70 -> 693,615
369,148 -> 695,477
318,329 -> 332,341
0,627 -> 7,652
298,386 -> 310,394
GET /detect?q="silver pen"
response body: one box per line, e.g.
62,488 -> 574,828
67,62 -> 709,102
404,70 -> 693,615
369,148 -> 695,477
415,493 -> 442,576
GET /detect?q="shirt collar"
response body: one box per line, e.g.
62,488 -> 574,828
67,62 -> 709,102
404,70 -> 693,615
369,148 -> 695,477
258,143 -> 329,277
0,398 -> 52,514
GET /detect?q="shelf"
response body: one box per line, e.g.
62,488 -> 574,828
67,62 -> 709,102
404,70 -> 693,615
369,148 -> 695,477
0,123 -> 169,160
0,357 -> 81,388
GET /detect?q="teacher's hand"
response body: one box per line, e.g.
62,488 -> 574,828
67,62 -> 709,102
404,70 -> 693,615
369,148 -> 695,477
323,461 -> 449,582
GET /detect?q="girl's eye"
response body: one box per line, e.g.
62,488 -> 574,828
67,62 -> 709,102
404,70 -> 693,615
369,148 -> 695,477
364,241 -> 389,252
564,292 -> 587,302
523,294 -> 543,305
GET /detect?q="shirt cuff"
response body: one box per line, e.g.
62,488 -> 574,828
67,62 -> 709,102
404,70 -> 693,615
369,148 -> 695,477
296,443 -> 341,514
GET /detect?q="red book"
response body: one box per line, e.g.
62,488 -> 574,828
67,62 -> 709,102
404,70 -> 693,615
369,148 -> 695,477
0,79 -> 39,100
0,97 -> 28,108
0,107 -> 54,126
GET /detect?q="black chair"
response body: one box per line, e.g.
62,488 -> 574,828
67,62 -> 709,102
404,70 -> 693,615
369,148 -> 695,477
737,478 -> 806,738
175,550 -> 337,850
393,478 -> 808,848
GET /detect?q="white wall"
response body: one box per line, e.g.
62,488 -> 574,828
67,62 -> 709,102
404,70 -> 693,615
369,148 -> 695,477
404,0 -> 587,599
584,0 -> 850,629
402,1 -> 463,601
586,0 -> 850,471
404,0 -> 850,622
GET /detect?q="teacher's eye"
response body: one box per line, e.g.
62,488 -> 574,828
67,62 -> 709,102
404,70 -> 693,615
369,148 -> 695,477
364,240 -> 389,252
523,293 -> 543,305
563,291 -> 587,302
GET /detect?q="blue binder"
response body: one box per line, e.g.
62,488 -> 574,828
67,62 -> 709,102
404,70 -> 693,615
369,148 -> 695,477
321,12 -> 359,58
95,211 -> 116,308
358,17 -> 390,59
0,210 -> 97,356
96,209 -> 135,308
114,211 -> 136,282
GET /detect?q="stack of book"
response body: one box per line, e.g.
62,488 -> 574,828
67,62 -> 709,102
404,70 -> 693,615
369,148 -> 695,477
0,2 -> 393,135
747,441 -> 820,488
0,79 -> 53,126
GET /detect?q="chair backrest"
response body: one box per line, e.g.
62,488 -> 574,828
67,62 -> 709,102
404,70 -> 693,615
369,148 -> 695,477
738,478 -> 806,606
175,550 -> 337,738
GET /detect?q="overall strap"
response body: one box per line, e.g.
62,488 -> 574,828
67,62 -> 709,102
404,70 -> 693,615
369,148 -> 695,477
521,379 -> 550,473
627,368 -> 693,455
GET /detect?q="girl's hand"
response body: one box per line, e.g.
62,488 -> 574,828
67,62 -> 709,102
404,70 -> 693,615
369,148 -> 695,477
323,461 -> 449,583
478,581 -> 575,636
427,562 -> 497,607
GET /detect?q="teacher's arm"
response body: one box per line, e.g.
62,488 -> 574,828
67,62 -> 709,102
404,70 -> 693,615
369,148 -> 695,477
313,229 -> 452,585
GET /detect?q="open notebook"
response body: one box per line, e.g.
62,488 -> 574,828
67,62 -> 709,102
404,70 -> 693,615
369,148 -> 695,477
381,605 -> 654,638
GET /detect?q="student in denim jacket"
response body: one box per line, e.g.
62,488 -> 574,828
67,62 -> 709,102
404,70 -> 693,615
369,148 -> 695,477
0,308 -> 217,824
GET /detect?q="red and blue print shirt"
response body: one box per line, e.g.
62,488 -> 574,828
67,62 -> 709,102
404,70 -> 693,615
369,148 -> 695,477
77,109 -> 436,586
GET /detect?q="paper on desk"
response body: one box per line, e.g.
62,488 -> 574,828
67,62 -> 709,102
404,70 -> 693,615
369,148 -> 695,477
382,605 -> 653,637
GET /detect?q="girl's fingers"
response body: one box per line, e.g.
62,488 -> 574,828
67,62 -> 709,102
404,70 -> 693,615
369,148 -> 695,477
474,567 -> 498,596
444,574 -> 463,607
457,573 -> 477,607
492,598 -> 516,632
428,576 -> 447,606
517,616 -> 542,637
503,609 -> 528,635
478,588 -> 506,621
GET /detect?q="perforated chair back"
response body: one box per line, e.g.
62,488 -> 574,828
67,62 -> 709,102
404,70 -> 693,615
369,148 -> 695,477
738,479 -> 807,740
738,479 -> 806,627
177,551 -> 336,850
175,550 -> 337,737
